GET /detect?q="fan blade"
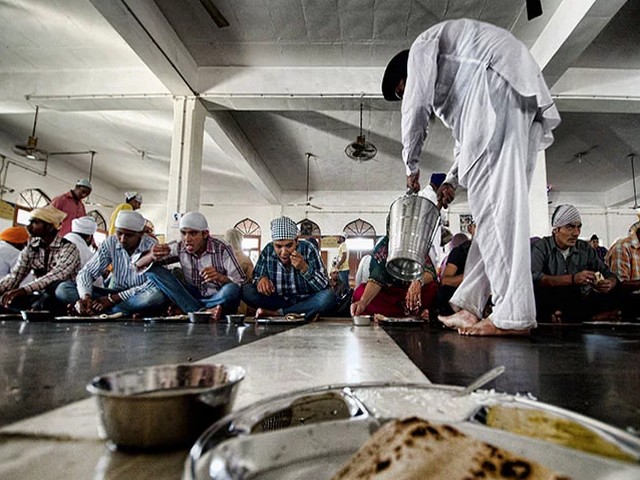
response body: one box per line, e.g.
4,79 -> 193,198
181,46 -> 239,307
526,0 -> 542,20
309,204 -> 323,210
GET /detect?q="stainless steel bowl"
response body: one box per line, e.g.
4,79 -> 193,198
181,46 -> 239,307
225,314 -> 245,325
188,311 -> 212,324
352,315 -> 372,326
86,363 -> 245,450
20,310 -> 51,322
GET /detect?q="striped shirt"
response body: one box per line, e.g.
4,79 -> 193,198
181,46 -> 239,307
77,234 -> 157,301
252,239 -> 328,300
0,236 -> 80,294
158,237 -> 246,297
606,234 -> 640,282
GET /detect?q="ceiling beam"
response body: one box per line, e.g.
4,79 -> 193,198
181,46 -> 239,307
89,0 -> 198,95
527,0 -> 627,86
204,111 -> 282,205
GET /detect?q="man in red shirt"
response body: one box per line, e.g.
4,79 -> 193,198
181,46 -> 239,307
50,179 -> 92,236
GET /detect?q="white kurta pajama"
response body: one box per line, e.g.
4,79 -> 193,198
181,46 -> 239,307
401,19 -> 560,330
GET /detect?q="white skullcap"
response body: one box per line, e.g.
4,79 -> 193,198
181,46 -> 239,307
115,210 -> 145,232
71,216 -> 97,235
551,204 -> 581,228
179,212 -> 208,231
125,191 -> 143,203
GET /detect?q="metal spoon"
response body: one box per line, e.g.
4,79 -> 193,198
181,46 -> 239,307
454,365 -> 506,397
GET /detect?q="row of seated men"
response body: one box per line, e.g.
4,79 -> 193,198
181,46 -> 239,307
0,202 -> 638,323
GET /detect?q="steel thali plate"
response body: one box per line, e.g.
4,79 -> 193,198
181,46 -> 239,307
185,383 -> 640,480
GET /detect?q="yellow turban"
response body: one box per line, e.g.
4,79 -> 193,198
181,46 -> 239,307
0,226 -> 29,243
30,205 -> 67,229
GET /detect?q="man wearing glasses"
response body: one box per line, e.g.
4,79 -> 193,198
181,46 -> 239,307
531,204 -> 618,323
382,19 -> 561,335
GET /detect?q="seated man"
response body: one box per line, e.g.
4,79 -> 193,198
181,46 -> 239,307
0,205 -> 80,313
64,216 -> 98,268
136,212 -> 245,319
606,220 -> 640,320
328,268 -> 352,317
242,216 -> 336,320
56,211 -> 167,316
531,204 -> 618,323
351,234 -> 438,319
437,234 -> 471,316
0,226 -> 30,277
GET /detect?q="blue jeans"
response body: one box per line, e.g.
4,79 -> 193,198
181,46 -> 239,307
55,279 -> 167,315
241,284 -> 336,319
145,265 -> 241,314
338,270 -> 349,286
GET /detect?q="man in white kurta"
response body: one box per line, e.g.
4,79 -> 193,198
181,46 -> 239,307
382,19 -> 560,335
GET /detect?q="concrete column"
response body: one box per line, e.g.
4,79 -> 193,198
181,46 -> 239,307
529,150 -> 550,237
165,96 -> 206,239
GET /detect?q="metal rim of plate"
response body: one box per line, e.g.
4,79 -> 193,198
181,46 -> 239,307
142,315 -> 189,323
379,317 -> 424,326
256,317 -> 307,325
185,382 -> 640,480
54,315 -> 130,322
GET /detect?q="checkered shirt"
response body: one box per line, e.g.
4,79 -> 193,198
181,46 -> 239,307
606,233 -> 640,282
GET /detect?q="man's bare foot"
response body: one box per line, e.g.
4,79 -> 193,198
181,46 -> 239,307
590,310 -> 622,322
255,307 -> 278,319
458,317 -> 531,336
204,305 -> 222,321
438,310 -> 479,329
419,309 -> 430,321
166,303 -> 184,316
550,310 -> 563,323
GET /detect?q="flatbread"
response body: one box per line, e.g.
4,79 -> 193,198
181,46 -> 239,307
331,417 -> 569,480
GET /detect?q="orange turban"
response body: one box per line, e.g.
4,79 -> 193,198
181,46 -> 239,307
0,226 -> 29,244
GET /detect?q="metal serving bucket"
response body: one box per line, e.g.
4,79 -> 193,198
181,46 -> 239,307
387,193 -> 440,281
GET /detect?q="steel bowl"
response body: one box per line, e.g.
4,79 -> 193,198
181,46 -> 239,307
352,315 -> 372,326
188,311 -> 212,324
86,363 -> 245,450
20,310 -> 51,322
225,314 -> 245,325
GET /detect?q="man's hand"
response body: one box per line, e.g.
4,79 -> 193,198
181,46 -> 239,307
150,243 -> 171,260
405,280 -> 422,313
350,300 -> 367,317
201,266 -> 227,284
573,270 -> 596,286
290,251 -> 308,273
595,277 -> 616,293
437,183 -> 456,209
92,296 -> 112,313
406,171 -> 421,193
75,295 -> 94,315
257,276 -> 275,296
1,288 -> 26,308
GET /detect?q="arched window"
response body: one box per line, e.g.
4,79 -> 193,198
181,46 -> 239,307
298,218 -> 322,249
343,218 -> 376,237
234,218 -> 261,263
14,188 -> 51,226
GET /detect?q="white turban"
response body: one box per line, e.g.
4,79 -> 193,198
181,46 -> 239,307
551,204 -> 581,228
115,211 -> 145,232
179,212 -> 208,231
125,191 -> 142,203
72,216 -> 97,235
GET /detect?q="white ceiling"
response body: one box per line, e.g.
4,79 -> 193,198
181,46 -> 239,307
0,0 -> 639,210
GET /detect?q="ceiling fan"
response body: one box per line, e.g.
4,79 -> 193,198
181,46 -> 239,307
566,145 -> 598,165
287,152 -> 322,210
345,102 -> 377,163
12,106 -> 49,161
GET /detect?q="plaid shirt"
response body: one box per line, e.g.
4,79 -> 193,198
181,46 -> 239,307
158,237 -> 246,297
77,235 -> 157,301
252,239 -> 328,299
606,234 -> 640,282
0,236 -> 80,294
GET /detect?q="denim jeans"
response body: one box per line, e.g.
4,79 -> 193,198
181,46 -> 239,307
145,265 -> 241,314
241,284 -> 336,319
55,279 -> 167,315
338,270 -> 349,286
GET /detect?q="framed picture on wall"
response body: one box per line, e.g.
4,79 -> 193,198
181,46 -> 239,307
460,214 -> 474,234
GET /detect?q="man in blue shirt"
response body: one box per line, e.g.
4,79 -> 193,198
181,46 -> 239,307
242,216 -> 336,320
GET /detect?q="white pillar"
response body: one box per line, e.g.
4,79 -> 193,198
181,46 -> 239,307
529,150 -> 550,237
165,97 -> 206,239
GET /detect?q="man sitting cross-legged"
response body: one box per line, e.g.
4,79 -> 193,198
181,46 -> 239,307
135,212 -> 245,320
242,216 -> 336,320
56,211 -> 167,317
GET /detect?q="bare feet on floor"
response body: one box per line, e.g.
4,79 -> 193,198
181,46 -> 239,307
457,317 -> 531,337
254,307 -> 278,319
438,309 -> 479,329
204,305 -> 222,321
